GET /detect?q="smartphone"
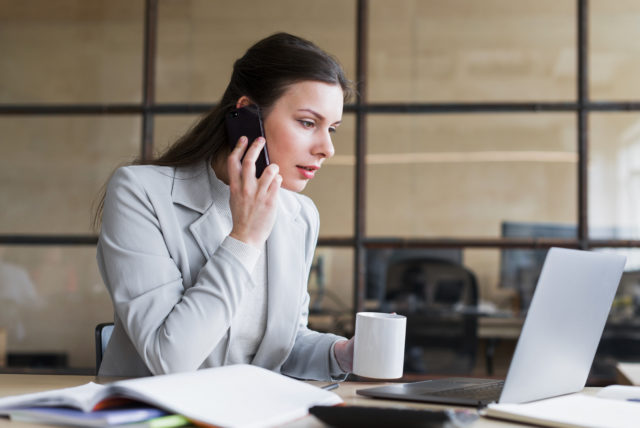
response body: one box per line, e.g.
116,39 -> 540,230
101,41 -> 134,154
225,104 -> 270,178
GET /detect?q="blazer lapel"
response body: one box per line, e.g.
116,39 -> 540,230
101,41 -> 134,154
252,193 -> 306,369
171,162 -> 227,261
189,209 -> 227,263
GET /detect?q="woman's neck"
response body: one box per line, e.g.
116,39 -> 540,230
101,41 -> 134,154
211,155 -> 230,185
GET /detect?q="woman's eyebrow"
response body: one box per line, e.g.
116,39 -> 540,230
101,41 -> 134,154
297,108 -> 342,125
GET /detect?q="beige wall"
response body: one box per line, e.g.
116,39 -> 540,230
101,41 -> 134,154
2,0 -> 640,369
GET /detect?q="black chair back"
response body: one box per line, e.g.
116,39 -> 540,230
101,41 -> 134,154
94,322 -> 114,374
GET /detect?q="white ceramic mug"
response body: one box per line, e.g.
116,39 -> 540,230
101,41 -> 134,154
352,312 -> 406,379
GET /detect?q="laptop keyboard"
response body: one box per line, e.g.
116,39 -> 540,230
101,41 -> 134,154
426,380 -> 505,402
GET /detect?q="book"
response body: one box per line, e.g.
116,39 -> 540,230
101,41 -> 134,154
0,364 -> 343,428
484,393 -> 640,428
7,406 -> 170,427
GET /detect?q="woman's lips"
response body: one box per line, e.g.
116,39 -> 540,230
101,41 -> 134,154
297,165 -> 318,179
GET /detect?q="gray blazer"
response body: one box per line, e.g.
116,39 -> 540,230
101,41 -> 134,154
97,161 -> 345,380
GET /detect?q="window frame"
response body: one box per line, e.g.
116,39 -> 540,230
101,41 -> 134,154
1,0 -> 638,319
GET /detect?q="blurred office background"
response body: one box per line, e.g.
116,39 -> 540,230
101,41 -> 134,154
2,0 -> 640,381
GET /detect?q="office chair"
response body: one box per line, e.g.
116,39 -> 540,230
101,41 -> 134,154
95,322 -> 114,374
381,257 -> 479,375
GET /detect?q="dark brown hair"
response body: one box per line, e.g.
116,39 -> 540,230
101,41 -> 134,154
92,32 -> 353,230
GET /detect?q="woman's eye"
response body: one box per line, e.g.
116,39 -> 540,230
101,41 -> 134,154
299,120 -> 314,129
329,127 -> 337,134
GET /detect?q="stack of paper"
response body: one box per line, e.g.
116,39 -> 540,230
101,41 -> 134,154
484,389 -> 640,428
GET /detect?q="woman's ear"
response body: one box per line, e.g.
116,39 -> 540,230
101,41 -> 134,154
235,96 -> 252,109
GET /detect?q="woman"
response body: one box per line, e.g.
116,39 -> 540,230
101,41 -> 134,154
95,33 -> 355,380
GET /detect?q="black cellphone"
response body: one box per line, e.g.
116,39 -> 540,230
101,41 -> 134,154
225,104 -> 270,178
308,405 -> 452,428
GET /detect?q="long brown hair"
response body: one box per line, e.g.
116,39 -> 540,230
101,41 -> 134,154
92,33 -> 353,230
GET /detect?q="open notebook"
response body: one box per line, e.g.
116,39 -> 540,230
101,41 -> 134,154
0,364 -> 342,428
357,247 -> 626,406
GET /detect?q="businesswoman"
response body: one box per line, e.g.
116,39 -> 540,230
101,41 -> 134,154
94,33 -> 355,380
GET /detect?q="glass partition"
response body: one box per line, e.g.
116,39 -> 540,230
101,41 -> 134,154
156,0 -> 356,103
0,116 -> 140,234
153,114 -> 201,158
0,0 -> 144,103
369,0 -> 575,102
366,113 -> 577,237
3,0 -> 640,379
308,247 -> 354,338
590,113 -> 640,240
590,1 -> 640,100
0,245 -> 109,371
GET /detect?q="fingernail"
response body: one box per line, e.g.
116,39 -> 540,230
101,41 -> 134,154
240,136 -> 248,143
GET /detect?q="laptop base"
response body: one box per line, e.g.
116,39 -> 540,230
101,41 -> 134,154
357,378 -> 505,407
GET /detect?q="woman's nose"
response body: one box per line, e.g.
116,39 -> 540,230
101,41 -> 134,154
315,131 -> 335,158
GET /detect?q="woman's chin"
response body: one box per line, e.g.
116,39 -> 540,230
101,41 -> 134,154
281,179 -> 307,193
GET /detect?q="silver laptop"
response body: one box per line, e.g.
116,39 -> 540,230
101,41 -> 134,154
357,247 -> 626,406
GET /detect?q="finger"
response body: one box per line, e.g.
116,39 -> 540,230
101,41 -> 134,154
240,137 -> 266,180
242,137 -> 266,165
229,136 -> 248,160
227,136 -> 248,177
257,164 -> 280,194
266,173 -> 283,198
257,163 -> 278,184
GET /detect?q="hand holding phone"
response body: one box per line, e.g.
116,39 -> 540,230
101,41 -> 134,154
225,104 -> 270,178
225,104 -> 280,248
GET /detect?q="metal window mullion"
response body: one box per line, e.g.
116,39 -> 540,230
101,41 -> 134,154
353,0 -> 369,315
577,0 -> 589,250
141,0 -> 158,162
9,100 -> 640,116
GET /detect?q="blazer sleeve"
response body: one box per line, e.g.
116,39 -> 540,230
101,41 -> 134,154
98,167 -> 257,375
279,195 -> 348,381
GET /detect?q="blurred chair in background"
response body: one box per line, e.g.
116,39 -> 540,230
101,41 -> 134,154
380,257 -> 479,375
